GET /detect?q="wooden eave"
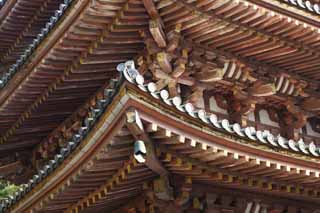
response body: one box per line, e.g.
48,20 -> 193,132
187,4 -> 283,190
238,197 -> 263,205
0,0 -> 319,179
8,83 -> 320,212
9,85 -> 158,213
254,0 -> 320,26
0,0 -> 16,28
0,0 -> 64,66
0,0 -> 146,152
156,0 -> 320,82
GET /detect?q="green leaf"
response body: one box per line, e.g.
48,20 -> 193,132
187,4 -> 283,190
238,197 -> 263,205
0,180 -> 22,200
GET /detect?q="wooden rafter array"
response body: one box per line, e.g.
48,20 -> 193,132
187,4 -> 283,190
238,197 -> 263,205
125,79 -> 320,163
248,0 -> 320,27
7,86 -> 320,212
0,0 -> 65,65
190,184 -> 320,212
108,179 -> 320,212
136,0 -> 320,139
156,0 -> 320,82
138,34 -> 319,128
0,0 -> 319,210
12,75 -> 320,197
65,157 -> 156,213
143,121 -> 320,191
102,182 -> 320,212
34,146 -> 155,213
10,113 -> 157,212
0,0 -> 147,153
33,77 -> 120,168
5,81 -> 129,212
136,34 -> 320,140
17,111 -> 320,211
0,0 -> 320,162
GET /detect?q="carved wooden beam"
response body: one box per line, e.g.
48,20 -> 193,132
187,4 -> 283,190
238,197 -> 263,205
187,86 -> 205,109
301,98 -> 320,111
137,15 -> 319,124
286,100 -> 307,129
278,100 -> 308,139
167,80 -> 178,98
247,81 -> 276,97
126,109 -> 168,176
227,98 -> 256,127
157,52 -> 172,73
232,86 -> 249,101
149,18 -> 167,48
140,30 -> 161,55
142,0 -> 160,19
145,176 -> 193,213
194,67 -> 224,82
166,23 -> 182,53
226,86 -> 259,126
214,94 -> 228,110
172,48 -> 188,78
149,48 -> 192,97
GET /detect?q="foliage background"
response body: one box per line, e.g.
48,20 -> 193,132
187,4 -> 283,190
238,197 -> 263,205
0,180 -> 20,200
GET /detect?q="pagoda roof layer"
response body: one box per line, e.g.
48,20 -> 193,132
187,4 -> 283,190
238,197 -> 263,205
0,0 -> 319,154
0,0 -> 65,67
0,0 -> 318,194
5,75 -> 320,212
127,71 -> 320,159
0,0 -> 146,152
156,0 -> 320,82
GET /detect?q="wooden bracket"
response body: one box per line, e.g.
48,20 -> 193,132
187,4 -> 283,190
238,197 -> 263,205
248,81 -> 276,97
301,98 -> 320,111
149,19 -> 167,48
126,109 -> 168,176
143,0 -> 160,19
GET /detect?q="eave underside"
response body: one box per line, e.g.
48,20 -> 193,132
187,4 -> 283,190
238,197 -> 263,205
0,0 -> 319,203
0,0 -> 319,156
9,87 -> 320,213
0,0 -> 65,67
